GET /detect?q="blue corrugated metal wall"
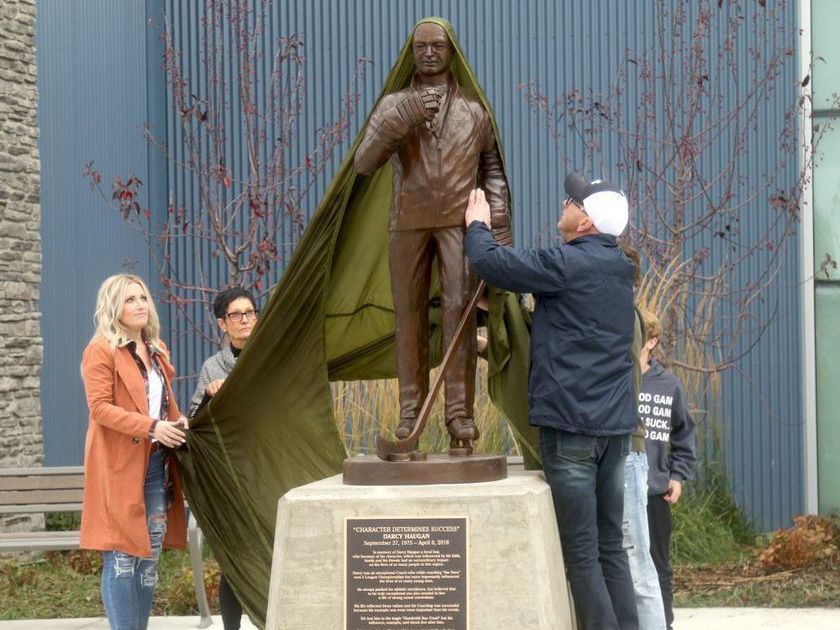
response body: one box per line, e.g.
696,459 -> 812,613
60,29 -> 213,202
37,0 -> 802,530
37,0 -> 167,466
160,0 -> 666,397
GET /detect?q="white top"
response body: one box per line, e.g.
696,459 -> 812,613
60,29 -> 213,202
147,366 -> 163,421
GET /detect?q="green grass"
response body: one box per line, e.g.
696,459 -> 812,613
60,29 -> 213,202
674,567 -> 840,608
670,475 -> 839,608
1,511 -> 219,619
671,468 -> 755,565
0,549 -> 220,620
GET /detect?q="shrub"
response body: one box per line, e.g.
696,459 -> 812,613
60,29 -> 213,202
45,512 -> 81,531
671,467 -> 755,565
758,515 -> 840,572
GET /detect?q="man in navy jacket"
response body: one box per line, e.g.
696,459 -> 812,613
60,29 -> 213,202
464,176 -> 638,630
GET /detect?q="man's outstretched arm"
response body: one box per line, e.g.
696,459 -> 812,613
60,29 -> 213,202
464,189 -> 565,294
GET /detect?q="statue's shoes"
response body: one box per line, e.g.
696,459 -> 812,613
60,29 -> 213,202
446,417 -> 479,441
395,418 -> 415,439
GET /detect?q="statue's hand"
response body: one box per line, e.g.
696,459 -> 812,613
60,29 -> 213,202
417,87 -> 443,117
396,89 -> 442,127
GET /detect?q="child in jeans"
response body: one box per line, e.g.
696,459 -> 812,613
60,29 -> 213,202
639,309 -> 697,630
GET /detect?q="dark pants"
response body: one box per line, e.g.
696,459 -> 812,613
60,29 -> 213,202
219,572 -> 242,630
219,573 -> 242,630
389,226 -> 477,424
540,427 -> 638,630
647,495 -> 674,629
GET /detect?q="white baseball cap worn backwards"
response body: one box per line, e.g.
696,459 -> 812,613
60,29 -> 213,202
563,172 -> 629,237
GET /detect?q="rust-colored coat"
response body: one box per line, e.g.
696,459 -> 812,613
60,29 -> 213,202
79,336 -> 187,557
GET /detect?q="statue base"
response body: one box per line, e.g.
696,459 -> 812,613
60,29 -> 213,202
342,453 -> 507,485
265,471 -> 574,630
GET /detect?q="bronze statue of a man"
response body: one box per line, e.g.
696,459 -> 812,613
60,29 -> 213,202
354,19 -> 512,449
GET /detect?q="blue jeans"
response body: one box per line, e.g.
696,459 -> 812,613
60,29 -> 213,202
540,427 -> 638,630
101,449 -> 168,630
623,451 -> 666,630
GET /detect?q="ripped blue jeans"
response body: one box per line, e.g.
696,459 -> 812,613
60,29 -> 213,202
101,449 -> 168,630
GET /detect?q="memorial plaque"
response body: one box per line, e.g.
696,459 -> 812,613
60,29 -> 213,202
345,517 -> 469,630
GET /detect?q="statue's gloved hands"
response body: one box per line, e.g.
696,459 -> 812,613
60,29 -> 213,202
396,88 -> 443,126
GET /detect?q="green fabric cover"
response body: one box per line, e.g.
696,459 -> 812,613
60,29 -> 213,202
175,17 -> 537,628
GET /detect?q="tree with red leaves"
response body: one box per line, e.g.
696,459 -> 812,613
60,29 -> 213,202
86,0 -> 368,343
520,0 -> 836,391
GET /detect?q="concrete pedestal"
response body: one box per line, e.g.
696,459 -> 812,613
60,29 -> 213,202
265,470 -> 574,630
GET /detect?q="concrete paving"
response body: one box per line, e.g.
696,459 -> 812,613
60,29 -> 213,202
0,616 -> 256,629
1,609 -> 840,629
675,607 -> 840,629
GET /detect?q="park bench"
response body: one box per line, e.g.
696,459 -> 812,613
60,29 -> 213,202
0,465 -> 213,628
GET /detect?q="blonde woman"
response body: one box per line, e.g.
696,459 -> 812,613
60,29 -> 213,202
80,274 -> 188,629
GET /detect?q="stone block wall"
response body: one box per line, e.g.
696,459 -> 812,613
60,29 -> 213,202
0,0 -> 44,531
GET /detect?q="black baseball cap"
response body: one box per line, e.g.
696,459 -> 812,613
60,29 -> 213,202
564,171 -> 590,205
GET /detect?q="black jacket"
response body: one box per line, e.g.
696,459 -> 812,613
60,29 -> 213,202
466,223 -> 636,436
640,359 -> 697,495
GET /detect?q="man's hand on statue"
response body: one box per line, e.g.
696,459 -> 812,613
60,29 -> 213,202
417,87 -> 443,118
465,188 -> 492,229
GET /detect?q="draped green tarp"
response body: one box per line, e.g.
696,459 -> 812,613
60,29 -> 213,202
175,17 -> 537,628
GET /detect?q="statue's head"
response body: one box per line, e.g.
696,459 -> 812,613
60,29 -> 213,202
412,22 -> 452,79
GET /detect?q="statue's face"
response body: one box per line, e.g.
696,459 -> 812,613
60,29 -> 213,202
412,23 -> 452,78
